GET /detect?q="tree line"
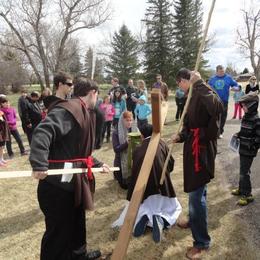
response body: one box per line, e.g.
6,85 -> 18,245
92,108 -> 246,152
0,0 -> 259,92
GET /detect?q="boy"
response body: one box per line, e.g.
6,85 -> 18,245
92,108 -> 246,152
232,93 -> 260,206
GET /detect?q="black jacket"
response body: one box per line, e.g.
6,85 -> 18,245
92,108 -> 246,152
237,94 -> 260,157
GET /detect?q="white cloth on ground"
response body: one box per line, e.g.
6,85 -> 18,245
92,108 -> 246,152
111,194 -> 182,229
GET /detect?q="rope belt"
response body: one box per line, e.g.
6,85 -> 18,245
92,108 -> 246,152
190,128 -> 201,173
48,156 -> 94,180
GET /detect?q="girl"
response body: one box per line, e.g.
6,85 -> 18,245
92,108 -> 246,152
112,88 -> 126,128
0,110 -> 9,165
100,95 -> 115,143
112,111 -> 134,189
0,97 -> 27,158
232,85 -> 244,119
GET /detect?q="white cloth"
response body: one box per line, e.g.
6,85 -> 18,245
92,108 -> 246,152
111,194 -> 182,229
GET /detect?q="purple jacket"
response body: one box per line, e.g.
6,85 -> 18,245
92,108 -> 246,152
1,107 -> 17,130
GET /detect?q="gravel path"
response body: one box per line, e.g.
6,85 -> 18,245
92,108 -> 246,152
216,99 -> 260,251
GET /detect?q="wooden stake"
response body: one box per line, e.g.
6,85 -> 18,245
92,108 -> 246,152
111,90 -> 168,260
160,0 -> 217,185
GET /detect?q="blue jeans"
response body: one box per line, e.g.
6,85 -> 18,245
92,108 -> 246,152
189,185 -> 210,249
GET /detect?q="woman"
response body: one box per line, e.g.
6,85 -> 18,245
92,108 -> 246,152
245,76 -> 259,94
112,111 -> 134,189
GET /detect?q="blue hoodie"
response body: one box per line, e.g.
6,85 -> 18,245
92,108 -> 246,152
134,95 -> 152,120
208,74 -> 238,103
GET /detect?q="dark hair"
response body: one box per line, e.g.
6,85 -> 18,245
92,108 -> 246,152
0,96 -> 8,104
112,87 -> 122,102
139,124 -> 153,138
176,68 -> 191,82
53,71 -> 72,90
216,65 -> 224,71
73,79 -> 99,97
31,91 -> 40,98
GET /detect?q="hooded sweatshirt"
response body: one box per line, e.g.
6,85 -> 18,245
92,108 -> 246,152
0,107 -> 17,130
134,95 -> 152,120
237,93 -> 260,157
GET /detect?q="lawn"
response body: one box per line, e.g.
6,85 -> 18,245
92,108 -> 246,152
0,89 -> 258,260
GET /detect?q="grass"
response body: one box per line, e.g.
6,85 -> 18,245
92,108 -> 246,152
0,90 -> 258,259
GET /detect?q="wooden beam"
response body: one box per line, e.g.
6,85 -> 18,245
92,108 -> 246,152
151,88 -> 161,133
0,167 -> 120,179
111,91 -> 168,260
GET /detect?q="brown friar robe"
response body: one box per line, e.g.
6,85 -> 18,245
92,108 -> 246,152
127,138 -> 176,202
179,79 -> 223,193
57,98 -> 97,210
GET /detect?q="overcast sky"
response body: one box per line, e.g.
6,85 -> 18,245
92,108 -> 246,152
80,0 -> 259,73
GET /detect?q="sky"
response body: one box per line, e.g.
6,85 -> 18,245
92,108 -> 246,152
79,0 -> 259,73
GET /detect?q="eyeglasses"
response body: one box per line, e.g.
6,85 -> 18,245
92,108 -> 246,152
65,82 -> 73,87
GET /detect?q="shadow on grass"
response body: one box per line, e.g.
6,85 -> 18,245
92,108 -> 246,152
0,208 -> 42,239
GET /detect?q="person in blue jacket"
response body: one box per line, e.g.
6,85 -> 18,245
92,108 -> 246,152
208,65 -> 238,138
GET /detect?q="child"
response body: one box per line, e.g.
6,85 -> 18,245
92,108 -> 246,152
134,94 -> 151,130
0,97 -> 27,158
100,95 -> 115,143
232,85 -> 244,119
112,88 -> 126,128
0,110 -> 9,166
231,93 -> 260,206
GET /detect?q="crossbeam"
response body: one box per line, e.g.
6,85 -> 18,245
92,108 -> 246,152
0,167 -> 119,179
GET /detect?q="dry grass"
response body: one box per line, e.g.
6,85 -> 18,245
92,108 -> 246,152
0,93 -> 258,260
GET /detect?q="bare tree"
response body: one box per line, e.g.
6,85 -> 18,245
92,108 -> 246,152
0,0 -> 111,90
237,3 -> 260,83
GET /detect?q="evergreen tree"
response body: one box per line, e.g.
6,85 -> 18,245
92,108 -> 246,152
84,47 -> 93,78
173,0 -> 209,76
84,47 -> 105,82
143,0 -> 174,86
242,67 -> 249,74
106,24 -> 140,86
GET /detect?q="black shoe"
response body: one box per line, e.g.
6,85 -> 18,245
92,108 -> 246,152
85,250 -> 101,260
9,154 -> 14,159
152,215 -> 164,243
134,215 -> 149,237
21,151 -> 29,156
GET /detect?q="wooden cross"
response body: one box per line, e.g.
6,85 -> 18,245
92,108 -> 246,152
111,88 -> 168,260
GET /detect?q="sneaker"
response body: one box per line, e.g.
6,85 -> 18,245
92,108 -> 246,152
21,151 -> 29,156
133,215 -> 149,237
219,134 -> 223,139
231,188 -> 241,196
152,215 -> 164,243
237,195 -> 254,206
9,154 -> 14,159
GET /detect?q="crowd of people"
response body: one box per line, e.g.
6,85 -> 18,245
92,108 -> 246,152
0,66 -> 259,260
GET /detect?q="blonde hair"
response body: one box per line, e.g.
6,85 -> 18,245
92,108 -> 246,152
249,76 -> 256,82
137,80 -> 146,90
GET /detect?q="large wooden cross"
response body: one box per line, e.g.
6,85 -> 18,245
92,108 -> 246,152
111,88 -> 168,260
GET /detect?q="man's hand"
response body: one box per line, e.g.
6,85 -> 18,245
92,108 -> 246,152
32,171 -> 48,180
190,71 -> 201,85
171,134 -> 181,143
101,164 -> 110,173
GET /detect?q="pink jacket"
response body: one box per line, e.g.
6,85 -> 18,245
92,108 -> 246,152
99,103 -> 115,122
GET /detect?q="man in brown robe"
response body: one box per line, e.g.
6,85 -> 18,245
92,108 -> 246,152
30,79 -> 110,260
112,124 -> 182,243
172,69 -> 223,259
